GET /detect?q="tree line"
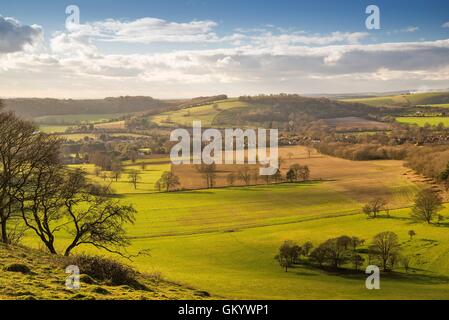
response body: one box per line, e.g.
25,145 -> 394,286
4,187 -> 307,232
276,232 -> 410,273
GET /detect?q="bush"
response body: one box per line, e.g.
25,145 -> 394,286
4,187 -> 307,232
65,254 -> 145,290
5,263 -> 32,274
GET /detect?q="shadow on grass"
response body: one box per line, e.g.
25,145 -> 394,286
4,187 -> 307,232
295,264 -> 449,285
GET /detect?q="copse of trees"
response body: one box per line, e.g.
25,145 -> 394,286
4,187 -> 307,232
275,240 -> 313,272
155,171 -> 180,192
286,164 -> 310,183
276,232 -> 407,273
363,198 -> 389,219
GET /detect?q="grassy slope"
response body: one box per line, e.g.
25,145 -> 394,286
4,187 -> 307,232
38,125 -> 71,134
34,113 -> 126,125
396,117 -> 449,127
0,244 -> 207,300
129,207 -> 449,300
17,148 -> 449,300
342,92 -> 449,107
150,99 -> 251,127
69,163 -> 170,194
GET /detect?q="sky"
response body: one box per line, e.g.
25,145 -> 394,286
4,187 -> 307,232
1,0 -> 449,98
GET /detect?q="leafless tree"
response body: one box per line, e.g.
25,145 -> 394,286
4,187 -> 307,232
0,112 -> 61,244
128,170 -> 141,189
195,164 -> 217,189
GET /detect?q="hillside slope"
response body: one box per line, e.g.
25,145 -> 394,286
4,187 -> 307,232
3,96 -> 177,119
0,244 -> 209,300
342,92 -> 449,107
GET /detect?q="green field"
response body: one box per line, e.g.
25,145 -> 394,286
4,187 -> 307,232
343,92 -> 449,107
418,104 -> 449,108
69,163 -> 170,194
396,117 -> 449,127
150,99 -> 251,127
19,151 -> 449,300
34,113 -> 126,125
38,125 -> 71,133
24,178 -> 449,300
130,207 -> 449,300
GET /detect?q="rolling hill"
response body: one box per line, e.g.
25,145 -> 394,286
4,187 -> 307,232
342,92 -> 449,107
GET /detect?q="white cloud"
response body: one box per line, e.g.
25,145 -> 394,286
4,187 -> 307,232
443,22 -> 449,28
1,15 -> 449,98
402,26 -> 419,33
66,17 -> 221,44
0,16 -> 42,53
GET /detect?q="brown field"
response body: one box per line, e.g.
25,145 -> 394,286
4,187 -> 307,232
323,117 -> 390,132
94,120 -> 126,130
171,146 -> 427,207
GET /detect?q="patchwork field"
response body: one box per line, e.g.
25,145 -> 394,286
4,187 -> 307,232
94,120 -> 126,130
323,117 -> 391,132
343,92 -> 449,107
150,99 -> 252,127
34,113 -> 126,125
396,117 -> 449,127
21,146 -> 449,300
38,125 -> 71,134
173,146 -> 421,206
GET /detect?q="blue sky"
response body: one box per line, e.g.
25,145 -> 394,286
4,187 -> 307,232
1,0 -> 449,98
5,0 -> 449,41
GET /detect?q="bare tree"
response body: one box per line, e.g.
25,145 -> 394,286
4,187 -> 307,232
128,170 -> 141,189
411,189 -> 443,224
61,170 -> 136,257
15,164 -> 66,254
111,162 -> 122,182
226,173 -> 236,186
369,231 -> 401,272
238,166 -> 252,186
363,198 -> 388,219
195,164 -> 217,189
0,112 -> 61,244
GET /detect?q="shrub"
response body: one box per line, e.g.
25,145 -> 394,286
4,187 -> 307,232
5,263 -> 32,274
65,254 -> 145,290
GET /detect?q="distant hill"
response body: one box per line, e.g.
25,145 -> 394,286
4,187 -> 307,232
341,91 -> 449,107
3,96 -> 177,119
212,95 -> 382,128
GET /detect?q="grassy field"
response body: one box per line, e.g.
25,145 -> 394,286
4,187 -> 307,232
38,125 -> 71,134
419,104 -> 449,108
20,146 -> 449,299
396,117 -> 449,127
323,117 -> 390,132
342,92 -> 449,107
173,146 -> 422,207
69,162 -> 170,194
34,113 -> 126,125
150,99 -> 251,127
128,206 -> 449,300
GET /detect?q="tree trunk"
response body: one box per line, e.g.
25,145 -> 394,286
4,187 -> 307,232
1,219 -> 8,244
45,242 -> 57,255
64,245 -> 75,257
